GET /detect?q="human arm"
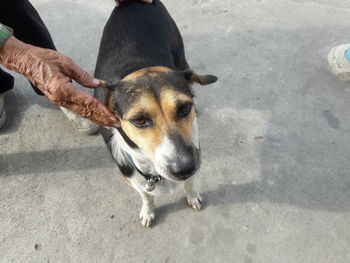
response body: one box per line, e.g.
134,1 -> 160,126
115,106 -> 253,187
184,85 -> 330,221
0,34 -> 119,127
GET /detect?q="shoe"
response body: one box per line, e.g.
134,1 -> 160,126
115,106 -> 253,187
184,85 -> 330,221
59,106 -> 100,135
327,44 -> 350,81
0,93 -> 6,129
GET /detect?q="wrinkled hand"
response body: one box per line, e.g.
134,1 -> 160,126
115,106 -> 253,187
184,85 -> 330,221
0,36 -> 118,127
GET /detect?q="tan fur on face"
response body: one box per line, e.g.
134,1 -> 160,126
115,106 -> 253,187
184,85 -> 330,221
120,88 -> 195,160
122,66 -> 172,82
106,90 -> 114,110
121,93 -> 164,158
159,89 -> 195,143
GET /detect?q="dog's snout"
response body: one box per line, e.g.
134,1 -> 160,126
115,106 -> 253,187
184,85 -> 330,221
169,156 -> 196,179
157,133 -> 200,180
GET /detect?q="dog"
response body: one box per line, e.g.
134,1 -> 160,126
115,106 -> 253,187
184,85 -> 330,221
94,0 -> 218,227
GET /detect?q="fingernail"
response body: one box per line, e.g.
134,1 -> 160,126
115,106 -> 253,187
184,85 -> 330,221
93,78 -> 100,86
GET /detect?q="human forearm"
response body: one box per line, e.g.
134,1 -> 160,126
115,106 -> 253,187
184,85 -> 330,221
0,36 -> 118,127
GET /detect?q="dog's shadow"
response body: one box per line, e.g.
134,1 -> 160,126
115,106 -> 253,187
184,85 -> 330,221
153,197 -> 189,226
153,183 -> 255,226
154,173 -> 350,226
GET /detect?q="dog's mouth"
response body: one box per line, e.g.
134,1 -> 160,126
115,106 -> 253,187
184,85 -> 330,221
174,173 -> 195,181
155,158 -> 201,182
162,172 -> 194,182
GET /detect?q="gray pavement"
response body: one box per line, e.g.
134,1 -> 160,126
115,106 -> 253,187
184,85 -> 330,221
1,0 -> 350,262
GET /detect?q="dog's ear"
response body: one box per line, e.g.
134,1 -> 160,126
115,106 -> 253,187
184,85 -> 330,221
101,79 -> 121,91
100,79 -> 122,127
182,70 -> 218,85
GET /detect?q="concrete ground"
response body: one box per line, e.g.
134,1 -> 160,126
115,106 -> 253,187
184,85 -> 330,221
1,0 -> 350,262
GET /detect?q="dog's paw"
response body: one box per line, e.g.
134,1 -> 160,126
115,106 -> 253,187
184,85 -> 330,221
139,207 -> 155,228
187,194 -> 202,211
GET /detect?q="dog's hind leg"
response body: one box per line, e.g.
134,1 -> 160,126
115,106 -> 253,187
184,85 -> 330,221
184,176 -> 202,211
138,191 -> 155,228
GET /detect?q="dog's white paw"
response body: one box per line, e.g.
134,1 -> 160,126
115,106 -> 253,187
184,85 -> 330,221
187,194 -> 202,211
139,206 -> 155,228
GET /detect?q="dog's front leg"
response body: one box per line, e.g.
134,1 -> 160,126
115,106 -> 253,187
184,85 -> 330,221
138,191 -> 155,228
184,176 -> 202,211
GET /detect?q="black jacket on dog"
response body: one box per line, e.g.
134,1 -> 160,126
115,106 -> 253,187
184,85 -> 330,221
94,0 -> 188,81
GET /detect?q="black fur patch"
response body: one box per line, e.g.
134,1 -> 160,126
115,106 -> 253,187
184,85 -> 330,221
117,127 -> 139,149
94,0 -> 188,80
101,128 -> 135,177
117,158 -> 134,177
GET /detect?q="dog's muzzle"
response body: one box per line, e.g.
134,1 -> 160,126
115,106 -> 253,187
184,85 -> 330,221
167,145 -> 200,181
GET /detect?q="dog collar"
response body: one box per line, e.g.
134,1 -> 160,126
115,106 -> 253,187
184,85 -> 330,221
124,152 -> 163,192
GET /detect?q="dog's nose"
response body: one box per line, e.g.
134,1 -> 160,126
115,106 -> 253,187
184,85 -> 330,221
169,157 -> 196,179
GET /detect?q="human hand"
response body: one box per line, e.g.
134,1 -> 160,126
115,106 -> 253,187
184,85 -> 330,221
0,36 -> 119,127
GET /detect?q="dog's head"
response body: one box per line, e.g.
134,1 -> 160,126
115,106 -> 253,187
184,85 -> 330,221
105,67 -> 217,181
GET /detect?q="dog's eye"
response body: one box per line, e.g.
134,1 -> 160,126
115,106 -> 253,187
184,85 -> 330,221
177,102 -> 193,119
130,117 -> 152,128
